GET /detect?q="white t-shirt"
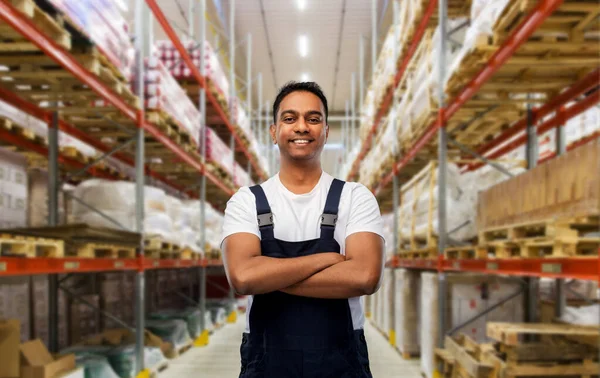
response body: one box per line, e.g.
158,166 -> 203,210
221,171 -> 385,332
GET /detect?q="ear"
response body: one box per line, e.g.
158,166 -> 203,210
270,124 -> 277,144
325,123 -> 329,139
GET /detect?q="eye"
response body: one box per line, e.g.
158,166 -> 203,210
283,117 -> 295,123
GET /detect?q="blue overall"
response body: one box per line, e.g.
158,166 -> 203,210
240,179 -> 372,378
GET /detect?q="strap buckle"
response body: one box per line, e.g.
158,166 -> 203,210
321,213 -> 338,227
257,213 -> 273,227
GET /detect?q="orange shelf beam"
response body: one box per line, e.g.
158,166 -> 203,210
390,256 -> 599,281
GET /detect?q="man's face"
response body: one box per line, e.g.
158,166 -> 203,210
271,91 -> 328,163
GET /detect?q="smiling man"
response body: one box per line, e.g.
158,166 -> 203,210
221,81 -> 385,378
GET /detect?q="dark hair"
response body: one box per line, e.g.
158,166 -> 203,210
272,81 -> 328,124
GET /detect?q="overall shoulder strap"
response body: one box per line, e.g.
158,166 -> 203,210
320,179 -> 345,240
249,185 -> 274,240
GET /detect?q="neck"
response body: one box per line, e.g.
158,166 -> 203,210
278,157 -> 322,194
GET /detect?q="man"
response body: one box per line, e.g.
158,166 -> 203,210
221,81 -> 385,378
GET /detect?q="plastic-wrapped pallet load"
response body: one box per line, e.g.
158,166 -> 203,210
150,308 -> 203,340
47,0 -> 134,78
420,272 -> 524,378
394,269 -> 420,357
0,148 -> 27,229
155,39 -> 231,106
382,269 -> 394,338
75,354 -> 121,378
398,162 -> 475,247
145,57 -> 202,146
205,127 -> 235,176
145,319 -> 192,351
71,180 -> 174,240
106,345 -> 165,378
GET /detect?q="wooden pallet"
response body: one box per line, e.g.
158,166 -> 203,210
145,236 -> 180,252
444,245 -> 488,260
398,247 -> 437,260
174,340 -> 194,357
0,233 -> 64,257
145,249 -> 193,260
69,243 -> 136,259
485,323 -> 600,378
480,217 -> 599,243
487,322 -> 600,347
0,0 -> 71,51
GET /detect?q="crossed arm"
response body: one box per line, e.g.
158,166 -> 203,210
222,231 -> 384,299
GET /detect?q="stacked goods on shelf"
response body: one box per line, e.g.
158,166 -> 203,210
358,18 -> 467,188
149,308 -> 203,340
155,39 -> 231,107
233,161 -> 255,187
166,196 -> 201,254
145,318 -> 192,353
477,140 -> 599,258
397,162 -> 475,256
62,329 -> 171,374
145,57 -> 202,146
70,180 -> 174,242
0,100 -> 128,180
420,272 -> 524,378
0,276 -> 68,348
99,273 -> 135,331
394,269 -> 420,358
435,323 -> 599,378
205,127 -> 234,185
0,148 -> 27,229
382,269 -> 394,340
47,0 -> 134,79
203,205 -> 224,258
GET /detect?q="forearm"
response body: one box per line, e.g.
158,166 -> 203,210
280,259 -> 380,299
230,254 -> 340,295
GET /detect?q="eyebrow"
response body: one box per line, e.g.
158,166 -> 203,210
280,110 -> 323,119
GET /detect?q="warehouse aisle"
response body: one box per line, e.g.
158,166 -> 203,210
159,314 -> 421,377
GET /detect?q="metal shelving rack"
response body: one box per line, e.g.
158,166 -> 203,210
349,0 -> 599,350
0,0 -> 264,374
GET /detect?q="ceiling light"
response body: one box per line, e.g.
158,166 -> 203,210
298,35 -> 308,57
296,0 -> 306,11
301,73 -> 309,82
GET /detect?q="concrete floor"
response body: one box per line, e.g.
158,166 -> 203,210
159,314 -> 421,377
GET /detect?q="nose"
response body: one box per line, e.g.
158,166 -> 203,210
293,117 -> 309,133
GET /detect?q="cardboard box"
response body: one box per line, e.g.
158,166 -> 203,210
57,368 -> 83,378
19,339 -> 75,378
0,319 -> 20,378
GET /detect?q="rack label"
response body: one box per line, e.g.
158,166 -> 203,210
452,262 -> 461,270
175,261 -> 181,267
114,261 -> 124,269
486,262 -> 499,271
0,262 -> 6,272
541,263 -> 562,274
64,262 -> 80,270
153,261 -> 160,267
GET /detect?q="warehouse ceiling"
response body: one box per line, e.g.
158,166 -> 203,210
152,0 -> 392,113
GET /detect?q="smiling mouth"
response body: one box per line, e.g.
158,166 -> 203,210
290,139 -> 314,145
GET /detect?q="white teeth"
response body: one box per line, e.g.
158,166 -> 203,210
292,140 -> 310,144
